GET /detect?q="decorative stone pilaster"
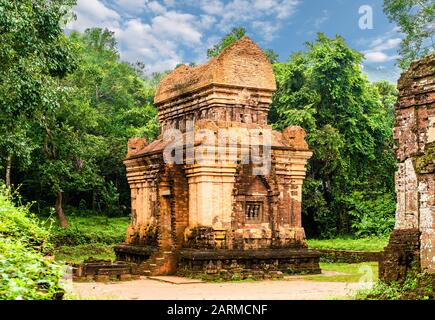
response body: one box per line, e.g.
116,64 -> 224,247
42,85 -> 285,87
183,163 -> 237,248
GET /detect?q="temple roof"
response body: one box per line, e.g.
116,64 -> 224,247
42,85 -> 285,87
126,125 -> 310,160
154,36 -> 277,105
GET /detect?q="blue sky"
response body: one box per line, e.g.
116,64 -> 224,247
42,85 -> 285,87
66,0 -> 404,82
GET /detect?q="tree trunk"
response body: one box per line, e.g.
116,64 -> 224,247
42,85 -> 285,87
92,190 -> 96,211
55,191 -> 68,228
5,153 -> 12,188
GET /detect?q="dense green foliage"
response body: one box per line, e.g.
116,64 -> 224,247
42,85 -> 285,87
49,213 -> 128,246
0,0 -> 78,188
271,34 -> 397,237
0,0 -> 159,228
48,212 -> 129,263
0,186 -> 64,300
10,28 -> 160,226
383,0 -> 434,69
0,0 -> 77,116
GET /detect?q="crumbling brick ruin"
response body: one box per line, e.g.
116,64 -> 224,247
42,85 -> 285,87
114,37 -> 320,278
379,54 -> 435,282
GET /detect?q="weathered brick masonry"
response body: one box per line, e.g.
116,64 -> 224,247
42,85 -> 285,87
114,37 -> 320,277
380,54 -> 435,282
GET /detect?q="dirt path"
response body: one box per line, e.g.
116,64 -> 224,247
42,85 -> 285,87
70,277 -> 365,300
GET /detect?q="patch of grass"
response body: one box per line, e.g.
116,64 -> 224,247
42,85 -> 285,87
303,262 -> 378,283
44,213 -> 129,246
38,211 -> 129,264
54,243 -> 116,264
306,236 -> 388,252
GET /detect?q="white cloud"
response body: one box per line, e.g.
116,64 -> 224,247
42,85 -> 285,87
200,0 -> 225,15
67,0 -> 121,32
276,0 -> 300,19
147,1 -> 167,14
362,29 -> 402,64
198,0 -> 299,35
116,19 -> 181,72
67,0 -> 206,73
370,37 -> 402,51
114,0 -> 170,15
152,11 -> 202,43
364,51 -> 397,63
196,15 -> 217,30
314,10 -> 329,29
252,21 -> 280,41
363,64 -> 401,83
114,0 -> 147,12
162,0 -> 176,6
67,0 -> 302,73
253,0 -> 276,10
115,10 -> 203,73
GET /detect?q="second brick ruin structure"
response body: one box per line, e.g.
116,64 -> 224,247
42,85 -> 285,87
380,54 -> 434,282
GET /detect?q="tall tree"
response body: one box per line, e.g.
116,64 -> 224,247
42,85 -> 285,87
0,119 -> 36,188
34,89 -> 104,227
83,28 -> 118,52
23,28 -> 160,226
271,34 -> 397,237
0,0 -> 77,187
67,30 -> 159,196
383,0 -> 434,69
68,28 -> 159,216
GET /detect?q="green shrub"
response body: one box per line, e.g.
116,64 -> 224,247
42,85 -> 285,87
341,191 -> 396,237
0,186 -> 64,300
355,271 -> 434,300
0,238 -> 63,300
0,187 -> 52,253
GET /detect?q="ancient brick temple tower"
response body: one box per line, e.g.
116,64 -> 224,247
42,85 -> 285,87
115,37 -> 320,277
380,54 -> 434,282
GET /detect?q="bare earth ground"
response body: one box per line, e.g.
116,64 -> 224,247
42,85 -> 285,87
70,275 -> 365,300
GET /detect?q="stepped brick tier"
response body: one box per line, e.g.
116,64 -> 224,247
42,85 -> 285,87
379,54 -> 435,282
114,37 -> 320,277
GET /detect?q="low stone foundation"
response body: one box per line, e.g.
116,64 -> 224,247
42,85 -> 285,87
379,229 -> 421,283
74,246 -> 320,281
114,244 -> 156,263
72,259 -> 139,282
316,249 -> 381,263
177,249 -> 321,279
